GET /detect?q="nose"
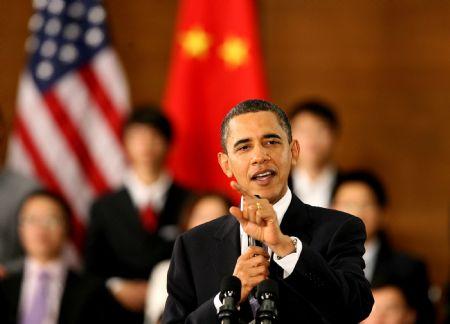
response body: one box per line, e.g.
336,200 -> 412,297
250,144 -> 271,165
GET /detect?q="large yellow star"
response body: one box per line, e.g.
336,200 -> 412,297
179,27 -> 211,59
219,36 -> 249,68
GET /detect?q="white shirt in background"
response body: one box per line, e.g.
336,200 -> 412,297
123,170 -> 172,212
363,238 -> 380,282
292,166 -> 337,208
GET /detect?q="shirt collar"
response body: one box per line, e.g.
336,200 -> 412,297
294,165 -> 336,187
24,257 -> 66,278
124,169 -> 172,210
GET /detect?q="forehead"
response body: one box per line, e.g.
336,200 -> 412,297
21,196 -> 64,215
226,111 -> 285,142
336,182 -> 376,199
292,112 -> 330,128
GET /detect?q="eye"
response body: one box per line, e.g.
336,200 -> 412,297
237,145 -> 250,152
265,139 -> 280,146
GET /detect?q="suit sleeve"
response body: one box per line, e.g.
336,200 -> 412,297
282,217 -> 374,323
162,235 -> 218,324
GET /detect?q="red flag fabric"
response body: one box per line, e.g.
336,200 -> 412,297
7,0 -> 130,247
164,0 -> 268,200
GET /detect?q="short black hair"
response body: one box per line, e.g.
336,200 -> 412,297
19,189 -> 73,235
123,105 -> 172,142
332,170 -> 388,208
289,99 -> 339,131
220,99 -> 292,152
371,277 -> 417,310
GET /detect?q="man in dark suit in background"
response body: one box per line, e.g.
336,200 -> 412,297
163,99 -> 373,323
85,107 -> 191,323
0,190 -> 111,324
332,170 -> 435,324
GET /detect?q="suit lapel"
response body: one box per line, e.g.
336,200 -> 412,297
279,194 -> 312,245
116,188 -> 144,232
270,195 -> 312,279
210,216 -> 241,282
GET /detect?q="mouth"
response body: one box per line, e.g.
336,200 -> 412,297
250,169 -> 277,185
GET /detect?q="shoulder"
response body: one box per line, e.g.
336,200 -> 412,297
181,215 -> 231,240
303,202 -> 366,237
167,181 -> 192,200
90,187 -> 130,214
0,270 -> 23,293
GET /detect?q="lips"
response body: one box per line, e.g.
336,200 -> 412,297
251,169 -> 276,185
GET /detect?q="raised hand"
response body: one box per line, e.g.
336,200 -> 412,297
229,181 -> 295,257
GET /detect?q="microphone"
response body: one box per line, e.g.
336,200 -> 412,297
256,279 -> 279,324
218,276 -> 241,324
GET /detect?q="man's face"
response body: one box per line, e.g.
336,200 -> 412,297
218,111 -> 299,204
332,182 -> 382,241
291,112 -> 335,169
19,196 -> 67,262
123,124 -> 169,171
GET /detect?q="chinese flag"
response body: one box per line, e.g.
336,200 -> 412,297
164,0 -> 267,200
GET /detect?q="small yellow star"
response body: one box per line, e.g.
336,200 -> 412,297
219,36 -> 249,68
179,26 -> 211,59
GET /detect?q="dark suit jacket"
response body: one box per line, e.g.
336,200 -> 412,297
371,233 -> 435,324
162,194 -> 374,324
0,269 -> 114,324
85,182 -> 191,280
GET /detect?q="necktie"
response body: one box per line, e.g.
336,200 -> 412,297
140,204 -> 159,233
21,270 -> 50,324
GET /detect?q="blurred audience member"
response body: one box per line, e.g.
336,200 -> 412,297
289,100 -> 340,207
362,282 -> 417,324
0,110 -> 40,276
0,190 -> 110,324
145,192 -> 231,324
85,106 -> 191,323
332,170 -> 435,324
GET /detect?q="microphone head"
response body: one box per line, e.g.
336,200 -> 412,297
219,276 -> 241,303
256,278 -> 279,302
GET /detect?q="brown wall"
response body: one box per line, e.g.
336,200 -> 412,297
1,1 -> 448,287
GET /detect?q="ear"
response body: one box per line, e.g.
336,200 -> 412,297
217,152 -> 233,178
290,139 -> 300,168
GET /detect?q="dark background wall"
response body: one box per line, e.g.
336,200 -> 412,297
1,0 -> 448,287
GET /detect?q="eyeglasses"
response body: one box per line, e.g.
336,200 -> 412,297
20,214 -> 64,230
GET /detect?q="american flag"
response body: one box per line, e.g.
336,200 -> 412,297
7,0 -> 130,246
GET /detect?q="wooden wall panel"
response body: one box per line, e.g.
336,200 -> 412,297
0,0 -> 448,286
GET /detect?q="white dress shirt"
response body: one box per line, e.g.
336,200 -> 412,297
292,165 -> 337,208
19,258 -> 67,324
362,238 -> 380,282
214,188 -> 302,311
123,169 -> 172,213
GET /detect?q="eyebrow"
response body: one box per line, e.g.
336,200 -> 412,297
232,133 -> 282,149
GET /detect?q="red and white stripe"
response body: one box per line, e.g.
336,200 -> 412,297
7,48 -> 130,245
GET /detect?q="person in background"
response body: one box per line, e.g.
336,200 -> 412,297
0,109 -> 40,277
85,106 -> 192,323
362,282 -> 417,324
0,189 -> 110,324
332,170 -> 435,324
145,192 -> 231,324
289,99 -> 340,208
